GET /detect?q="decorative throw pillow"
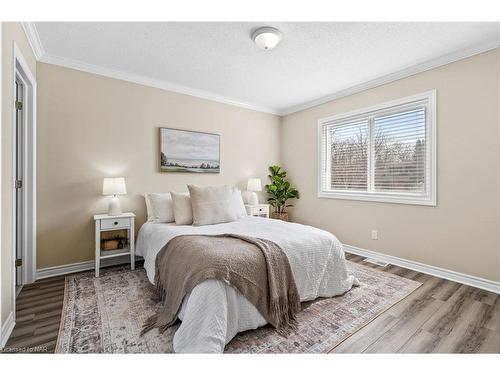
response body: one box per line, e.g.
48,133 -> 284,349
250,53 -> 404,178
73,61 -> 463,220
188,185 -> 246,226
171,192 -> 193,225
232,187 -> 248,218
144,193 -> 174,223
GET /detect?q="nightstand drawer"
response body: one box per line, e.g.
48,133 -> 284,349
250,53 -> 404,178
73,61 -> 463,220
249,207 -> 267,215
100,217 -> 131,230
245,204 -> 270,218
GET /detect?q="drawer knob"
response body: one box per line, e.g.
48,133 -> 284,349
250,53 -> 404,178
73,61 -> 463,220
114,221 -> 118,225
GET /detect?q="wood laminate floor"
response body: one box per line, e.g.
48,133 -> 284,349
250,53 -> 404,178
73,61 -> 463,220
2,275 -> 65,353
3,254 -> 499,353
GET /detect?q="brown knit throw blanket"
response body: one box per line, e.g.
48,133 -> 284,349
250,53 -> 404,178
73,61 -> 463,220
141,234 -> 301,336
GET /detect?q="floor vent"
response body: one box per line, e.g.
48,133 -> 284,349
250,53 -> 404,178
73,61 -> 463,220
362,258 -> 390,267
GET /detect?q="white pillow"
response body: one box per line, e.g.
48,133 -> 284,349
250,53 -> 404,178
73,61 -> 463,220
171,192 -> 193,225
232,187 -> 247,218
188,185 -> 246,226
143,193 -> 175,223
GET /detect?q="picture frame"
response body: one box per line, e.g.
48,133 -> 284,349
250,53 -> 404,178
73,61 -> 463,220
159,127 -> 220,173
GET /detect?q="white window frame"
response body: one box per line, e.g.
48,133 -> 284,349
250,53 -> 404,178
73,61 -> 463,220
317,90 -> 436,206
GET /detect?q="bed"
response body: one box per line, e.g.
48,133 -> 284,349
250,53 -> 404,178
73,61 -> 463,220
136,215 -> 358,353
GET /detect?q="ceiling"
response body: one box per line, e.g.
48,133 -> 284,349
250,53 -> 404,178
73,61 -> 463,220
29,22 -> 500,115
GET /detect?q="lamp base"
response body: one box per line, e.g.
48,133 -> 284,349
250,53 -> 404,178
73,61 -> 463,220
108,196 -> 122,216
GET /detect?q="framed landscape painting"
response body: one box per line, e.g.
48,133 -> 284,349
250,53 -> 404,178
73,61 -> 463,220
159,128 -> 220,173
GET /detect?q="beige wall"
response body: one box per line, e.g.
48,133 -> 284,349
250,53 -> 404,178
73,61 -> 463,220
281,49 -> 500,282
1,23 -> 37,326
36,62 -> 280,269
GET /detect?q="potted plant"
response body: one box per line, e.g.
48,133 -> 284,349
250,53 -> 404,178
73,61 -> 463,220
265,165 -> 299,221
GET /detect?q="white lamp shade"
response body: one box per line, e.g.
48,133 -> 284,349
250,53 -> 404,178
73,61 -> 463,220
247,178 -> 262,192
102,177 -> 127,196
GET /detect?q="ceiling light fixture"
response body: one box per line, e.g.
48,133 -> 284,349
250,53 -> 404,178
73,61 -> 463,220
252,27 -> 282,51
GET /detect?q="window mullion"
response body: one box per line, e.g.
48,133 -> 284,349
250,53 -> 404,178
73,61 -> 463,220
325,125 -> 332,191
368,116 -> 375,192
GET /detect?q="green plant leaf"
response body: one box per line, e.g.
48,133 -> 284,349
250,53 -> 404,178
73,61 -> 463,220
264,165 -> 299,213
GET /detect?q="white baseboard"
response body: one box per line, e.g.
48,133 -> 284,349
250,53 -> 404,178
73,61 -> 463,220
343,244 -> 500,294
36,257 -> 138,280
1,312 -> 15,349
35,245 -> 500,293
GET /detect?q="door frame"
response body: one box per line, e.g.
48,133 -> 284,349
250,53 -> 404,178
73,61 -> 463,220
11,42 -> 37,308
0,21 -> 3,347
14,73 -> 27,290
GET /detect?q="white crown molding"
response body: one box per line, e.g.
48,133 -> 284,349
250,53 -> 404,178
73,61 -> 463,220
281,37 -> 500,115
21,22 -> 44,60
20,23 -> 500,117
36,257 -> 137,280
343,244 -> 500,294
39,52 -> 281,115
0,312 -> 15,349
22,23 -> 280,115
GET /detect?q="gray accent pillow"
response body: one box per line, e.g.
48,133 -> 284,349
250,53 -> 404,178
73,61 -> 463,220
188,185 -> 246,226
171,192 -> 193,225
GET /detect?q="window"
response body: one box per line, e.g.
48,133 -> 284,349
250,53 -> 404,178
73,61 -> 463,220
318,91 -> 436,205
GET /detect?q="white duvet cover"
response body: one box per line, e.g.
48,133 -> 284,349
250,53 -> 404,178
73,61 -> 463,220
136,216 -> 358,353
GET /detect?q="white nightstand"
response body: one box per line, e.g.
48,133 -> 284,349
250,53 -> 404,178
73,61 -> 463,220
244,204 -> 270,218
94,212 -> 136,277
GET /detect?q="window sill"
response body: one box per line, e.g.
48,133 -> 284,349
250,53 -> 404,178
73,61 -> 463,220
317,191 -> 436,206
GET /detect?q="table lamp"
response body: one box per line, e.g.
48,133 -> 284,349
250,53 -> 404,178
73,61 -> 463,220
102,177 -> 127,215
243,178 -> 262,205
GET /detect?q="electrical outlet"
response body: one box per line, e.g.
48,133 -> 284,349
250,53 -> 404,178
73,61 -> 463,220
371,230 -> 378,240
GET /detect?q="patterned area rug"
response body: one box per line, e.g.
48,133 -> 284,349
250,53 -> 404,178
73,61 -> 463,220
55,261 -> 421,353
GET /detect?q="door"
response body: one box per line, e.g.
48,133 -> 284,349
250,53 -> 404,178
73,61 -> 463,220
15,77 -> 24,287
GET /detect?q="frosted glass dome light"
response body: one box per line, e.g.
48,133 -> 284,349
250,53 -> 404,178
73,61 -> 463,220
252,27 -> 282,51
